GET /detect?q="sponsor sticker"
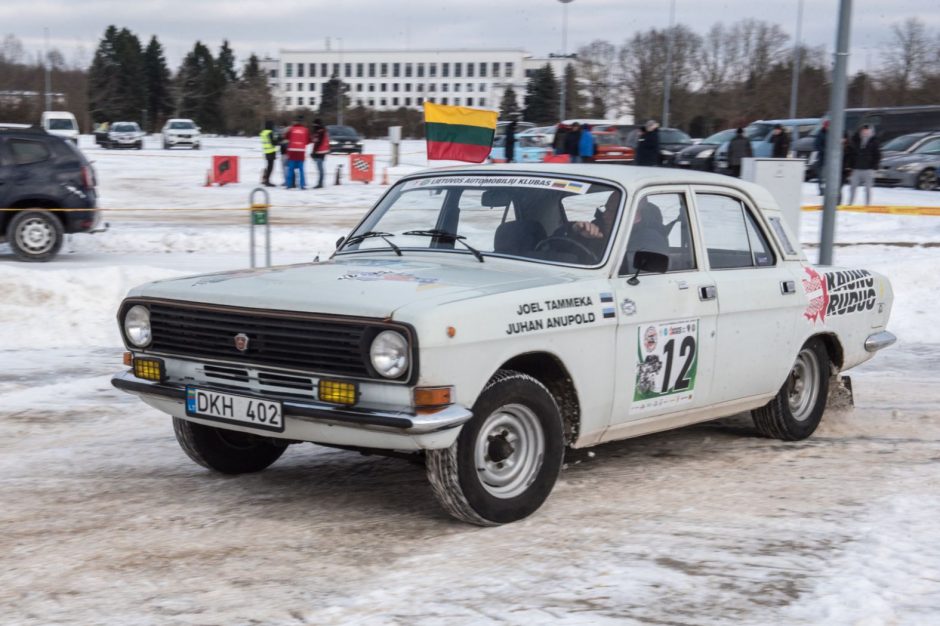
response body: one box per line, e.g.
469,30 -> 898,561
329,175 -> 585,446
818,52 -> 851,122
400,175 -> 591,194
337,270 -> 438,285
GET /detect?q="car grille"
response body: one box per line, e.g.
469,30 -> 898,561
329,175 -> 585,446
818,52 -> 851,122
146,302 -> 379,379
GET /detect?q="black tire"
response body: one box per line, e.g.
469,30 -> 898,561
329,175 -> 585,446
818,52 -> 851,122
752,338 -> 830,441
136,142 -> 143,150
172,417 -> 287,474
426,370 -> 565,525
163,141 -> 169,150
193,144 -> 200,150
7,209 -> 64,262
915,169 -> 937,191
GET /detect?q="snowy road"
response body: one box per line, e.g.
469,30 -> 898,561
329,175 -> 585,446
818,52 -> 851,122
1,137 -> 939,624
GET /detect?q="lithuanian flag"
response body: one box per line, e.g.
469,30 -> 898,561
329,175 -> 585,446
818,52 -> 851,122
424,102 -> 498,162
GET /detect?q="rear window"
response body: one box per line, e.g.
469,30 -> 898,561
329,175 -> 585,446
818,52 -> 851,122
113,123 -> 138,132
47,118 -> 76,130
8,139 -> 51,165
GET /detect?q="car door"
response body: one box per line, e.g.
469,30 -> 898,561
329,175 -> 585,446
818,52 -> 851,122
606,187 -> 719,432
691,188 -> 800,405
0,138 -> 12,211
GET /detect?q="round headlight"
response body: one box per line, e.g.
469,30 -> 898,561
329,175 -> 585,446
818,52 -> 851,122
369,330 -> 409,378
124,305 -> 152,347
698,148 -> 714,158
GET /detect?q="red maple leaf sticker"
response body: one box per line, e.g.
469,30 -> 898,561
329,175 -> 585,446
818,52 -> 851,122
802,266 -> 829,324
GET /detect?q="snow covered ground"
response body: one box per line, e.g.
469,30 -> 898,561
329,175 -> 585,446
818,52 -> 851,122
1,136 -> 939,625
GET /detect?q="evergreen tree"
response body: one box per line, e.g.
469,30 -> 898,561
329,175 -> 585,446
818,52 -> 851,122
176,41 -> 226,132
319,76 -> 351,124
217,40 -> 238,83
87,26 -> 146,123
221,54 -> 275,134
562,64 -> 587,119
142,35 -> 173,131
523,64 -> 559,124
499,85 -> 519,118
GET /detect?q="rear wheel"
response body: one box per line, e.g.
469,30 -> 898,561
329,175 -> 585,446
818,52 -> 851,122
172,418 -> 287,474
915,169 -> 937,191
752,338 -> 830,440
426,370 -> 564,525
7,209 -> 63,262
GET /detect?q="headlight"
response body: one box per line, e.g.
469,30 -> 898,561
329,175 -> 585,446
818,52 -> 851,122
698,148 -> 714,158
369,330 -> 409,378
897,163 -> 923,172
124,305 -> 152,347
329,140 -> 338,145
661,150 -> 675,156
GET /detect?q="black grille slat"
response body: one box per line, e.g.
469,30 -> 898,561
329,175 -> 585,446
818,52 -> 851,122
147,303 -> 378,378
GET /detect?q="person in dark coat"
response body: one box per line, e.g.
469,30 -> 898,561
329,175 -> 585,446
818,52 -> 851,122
770,124 -> 790,158
814,120 -> 829,195
848,124 -> 881,205
728,127 -> 753,177
504,119 -> 517,163
565,122 -> 582,163
635,120 -> 660,166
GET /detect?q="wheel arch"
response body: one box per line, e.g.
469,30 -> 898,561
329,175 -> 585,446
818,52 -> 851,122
498,351 -> 581,445
811,332 -> 845,373
2,198 -> 66,232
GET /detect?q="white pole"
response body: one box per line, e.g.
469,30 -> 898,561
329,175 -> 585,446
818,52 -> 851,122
337,38 -> 344,125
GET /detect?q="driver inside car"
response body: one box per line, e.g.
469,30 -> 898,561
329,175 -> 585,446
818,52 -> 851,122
566,191 -> 621,257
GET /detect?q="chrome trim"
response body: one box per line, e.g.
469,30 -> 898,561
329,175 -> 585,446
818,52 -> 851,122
865,330 -> 897,353
111,371 -> 472,435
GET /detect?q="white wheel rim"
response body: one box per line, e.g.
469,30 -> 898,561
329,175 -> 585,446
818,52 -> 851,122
787,348 -> 820,422
474,403 -> 545,499
16,217 -> 55,254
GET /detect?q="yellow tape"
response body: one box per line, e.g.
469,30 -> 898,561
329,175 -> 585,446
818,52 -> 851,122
801,204 -> 940,216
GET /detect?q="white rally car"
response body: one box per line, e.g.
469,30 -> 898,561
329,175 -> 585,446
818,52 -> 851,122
112,165 -> 896,525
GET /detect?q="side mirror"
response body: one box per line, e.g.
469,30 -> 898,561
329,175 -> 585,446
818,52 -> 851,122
335,236 -> 345,248
627,250 -> 669,285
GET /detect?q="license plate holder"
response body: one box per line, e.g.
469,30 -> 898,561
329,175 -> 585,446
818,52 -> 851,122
185,387 -> 284,432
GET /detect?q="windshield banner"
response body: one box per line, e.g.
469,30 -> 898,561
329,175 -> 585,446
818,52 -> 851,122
400,176 -> 591,194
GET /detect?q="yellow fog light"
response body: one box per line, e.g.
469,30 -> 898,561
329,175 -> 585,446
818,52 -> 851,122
133,357 -> 165,382
318,379 -> 358,405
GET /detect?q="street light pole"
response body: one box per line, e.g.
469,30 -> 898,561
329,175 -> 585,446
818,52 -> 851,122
337,37 -> 344,125
788,0 -> 804,151
662,0 -> 676,127
558,0 -> 573,121
43,27 -> 51,110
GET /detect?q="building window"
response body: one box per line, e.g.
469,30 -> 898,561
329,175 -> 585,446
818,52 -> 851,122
454,83 -> 460,92
381,83 -> 387,91
405,97 -> 412,106
442,62 -> 450,77
393,83 -> 399,92
492,62 -> 500,78
417,63 -> 425,78
369,63 -> 376,77
332,63 -> 339,77
285,63 -> 293,78
429,63 -> 437,77
380,63 -> 388,77
355,84 -> 363,92
297,83 -> 304,91
505,62 -> 514,77
404,83 -> 411,92
405,63 -> 413,77
442,97 -> 448,105
308,82 -> 314,91
429,83 -> 436,92
309,63 -> 316,77
467,63 -> 474,78
285,97 -> 292,105
441,84 -> 448,92
480,98 -> 486,106
297,63 -> 305,78
356,63 -> 364,77
525,69 -> 536,79
321,63 -> 328,76
392,97 -> 399,106
479,83 -> 486,92
368,84 -> 375,92
417,84 -> 424,92
380,98 -> 387,106
393,63 -> 400,77
345,63 -> 351,78
285,83 -> 292,91
480,62 -> 487,77
308,97 -> 316,106
417,97 -> 424,105
368,98 -> 375,107
269,69 -> 277,78
454,62 -> 462,77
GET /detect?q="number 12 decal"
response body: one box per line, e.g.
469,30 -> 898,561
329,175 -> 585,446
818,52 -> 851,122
634,319 -> 699,410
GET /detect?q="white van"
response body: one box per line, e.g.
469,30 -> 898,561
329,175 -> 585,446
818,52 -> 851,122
41,111 -> 79,143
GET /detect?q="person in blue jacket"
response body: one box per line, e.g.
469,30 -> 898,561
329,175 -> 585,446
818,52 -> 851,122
578,123 -> 596,163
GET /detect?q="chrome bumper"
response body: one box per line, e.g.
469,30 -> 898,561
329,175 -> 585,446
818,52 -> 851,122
111,370 -> 472,435
865,330 -> 897,353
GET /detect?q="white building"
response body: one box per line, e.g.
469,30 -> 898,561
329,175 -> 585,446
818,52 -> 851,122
263,47 -> 574,114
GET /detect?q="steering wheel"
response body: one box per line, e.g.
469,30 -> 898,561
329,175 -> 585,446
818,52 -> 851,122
534,236 -> 600,264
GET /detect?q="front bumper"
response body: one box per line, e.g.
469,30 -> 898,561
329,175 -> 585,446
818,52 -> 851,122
166,135 -> 199,145
865,330 -> 897,353
875,170 -> 914,187
111,371 -> 472,450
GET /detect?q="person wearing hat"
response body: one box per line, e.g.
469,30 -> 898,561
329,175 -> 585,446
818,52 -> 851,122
770,124 -> 790,158
635,119 -> 660,166
728,127 -> 753,178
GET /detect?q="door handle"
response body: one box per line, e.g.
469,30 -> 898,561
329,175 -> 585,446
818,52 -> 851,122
699,285 -> 717,301
780,280 -> 797,294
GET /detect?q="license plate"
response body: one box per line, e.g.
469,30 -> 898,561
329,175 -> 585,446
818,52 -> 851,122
718,161 -> 727,168
186,387 -> 284,432
678,160 -> 690,165
608,151 -> 622,155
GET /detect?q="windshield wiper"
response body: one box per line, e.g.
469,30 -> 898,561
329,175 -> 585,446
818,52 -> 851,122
343,231 -> 402,256
403,229 -> 485,262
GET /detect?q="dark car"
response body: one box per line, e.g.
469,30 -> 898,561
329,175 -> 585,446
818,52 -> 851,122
879,131 -> 940,159
0,126 -> 99,261
625,127 -> 693,166
675,128 -> 737,170
326,125 -> 363,153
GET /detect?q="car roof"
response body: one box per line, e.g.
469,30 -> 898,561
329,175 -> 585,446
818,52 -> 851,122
751,118 -> 820,125
405,163 -> 780,208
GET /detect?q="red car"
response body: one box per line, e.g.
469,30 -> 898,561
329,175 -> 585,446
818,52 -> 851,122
591,130 -> 635,163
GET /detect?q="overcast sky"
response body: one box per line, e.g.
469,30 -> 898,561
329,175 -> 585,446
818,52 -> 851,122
4,0 -> 937,73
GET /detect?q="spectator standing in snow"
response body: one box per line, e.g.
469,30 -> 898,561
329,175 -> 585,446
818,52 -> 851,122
311,119 -> 330,189
504,118 -> 517,163
848,125 -> 881,206
579,123 -> 596,163
283,116 -> 310,189
814,120 -> 829,195
565,122 -> 582,163
728,127 -> 753,178
260,121 -> 278,187
770,124 -> 790,158
635,120 -> 661,166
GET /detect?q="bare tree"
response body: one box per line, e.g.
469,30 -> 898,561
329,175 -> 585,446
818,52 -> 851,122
880,18 -> 932,104
576,40 -> 617,117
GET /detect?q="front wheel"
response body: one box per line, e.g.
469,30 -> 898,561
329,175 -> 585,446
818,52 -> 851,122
752,338 -> 831,440
426,370 -> 564,525
172,418 -> 287,474
915,169 -> 937,191
7,209 -> 63,262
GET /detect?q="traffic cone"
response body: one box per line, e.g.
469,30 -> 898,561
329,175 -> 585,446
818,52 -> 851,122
204,169 -> 212,187
381,167 -> 389,185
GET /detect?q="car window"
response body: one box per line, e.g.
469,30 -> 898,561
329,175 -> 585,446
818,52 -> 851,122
620,192 -> 696,275
696,194 -> 776,269
702,129 -> 736,144
913,139 -> 940,155
113,123 -> 138,132
745,124 -> 773,141
660,130 -> 692,144
882,134 -> 923,152
169,121 -> 195,129
9,139 -> 51,165
47,119 -> 76,130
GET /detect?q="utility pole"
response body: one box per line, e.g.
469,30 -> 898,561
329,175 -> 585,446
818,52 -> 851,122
819,0 -> 853,266
337,38 -> 344,125
662,0 -> 676,127
558,0 -> 573,121
44,27 -> 52,110
788,0 -> 804,148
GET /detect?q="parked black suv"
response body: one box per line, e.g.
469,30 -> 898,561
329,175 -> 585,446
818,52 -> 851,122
326,125 -> 364,153
0,126 -> 99,261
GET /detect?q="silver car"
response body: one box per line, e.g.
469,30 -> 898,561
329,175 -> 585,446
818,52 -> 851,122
876,136 -> 940,190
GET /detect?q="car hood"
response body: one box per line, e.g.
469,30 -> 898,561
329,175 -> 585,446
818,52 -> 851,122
679,143 -> 716,157
128,255 -> 578,319
881,153 -> 940,167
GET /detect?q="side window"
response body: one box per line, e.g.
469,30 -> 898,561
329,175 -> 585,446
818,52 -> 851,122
696,194 -> 776,269
620,192 -> 696,275
9,139 -> 51,165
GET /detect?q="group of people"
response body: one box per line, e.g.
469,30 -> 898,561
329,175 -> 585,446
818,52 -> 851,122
814,121 -> 882,206
726,124 -> 791,178
259,116 -> 331,189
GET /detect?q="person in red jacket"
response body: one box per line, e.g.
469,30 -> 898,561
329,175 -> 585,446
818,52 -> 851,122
283,116 -> 311,189
311,119 -> 330,188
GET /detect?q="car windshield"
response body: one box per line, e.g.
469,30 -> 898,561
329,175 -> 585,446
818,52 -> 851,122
339,174 -> 624,267
883,134 -> 925,152
744,124 -> 773,140
660,129 -> 692,144
593,133 -> 622,146
702,129 -> 736,144
113,123 -> 138,132
329,126 -> 358,137
169,121 -> 195,129
48,118 -> 75,130
912,139 -> 940,155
